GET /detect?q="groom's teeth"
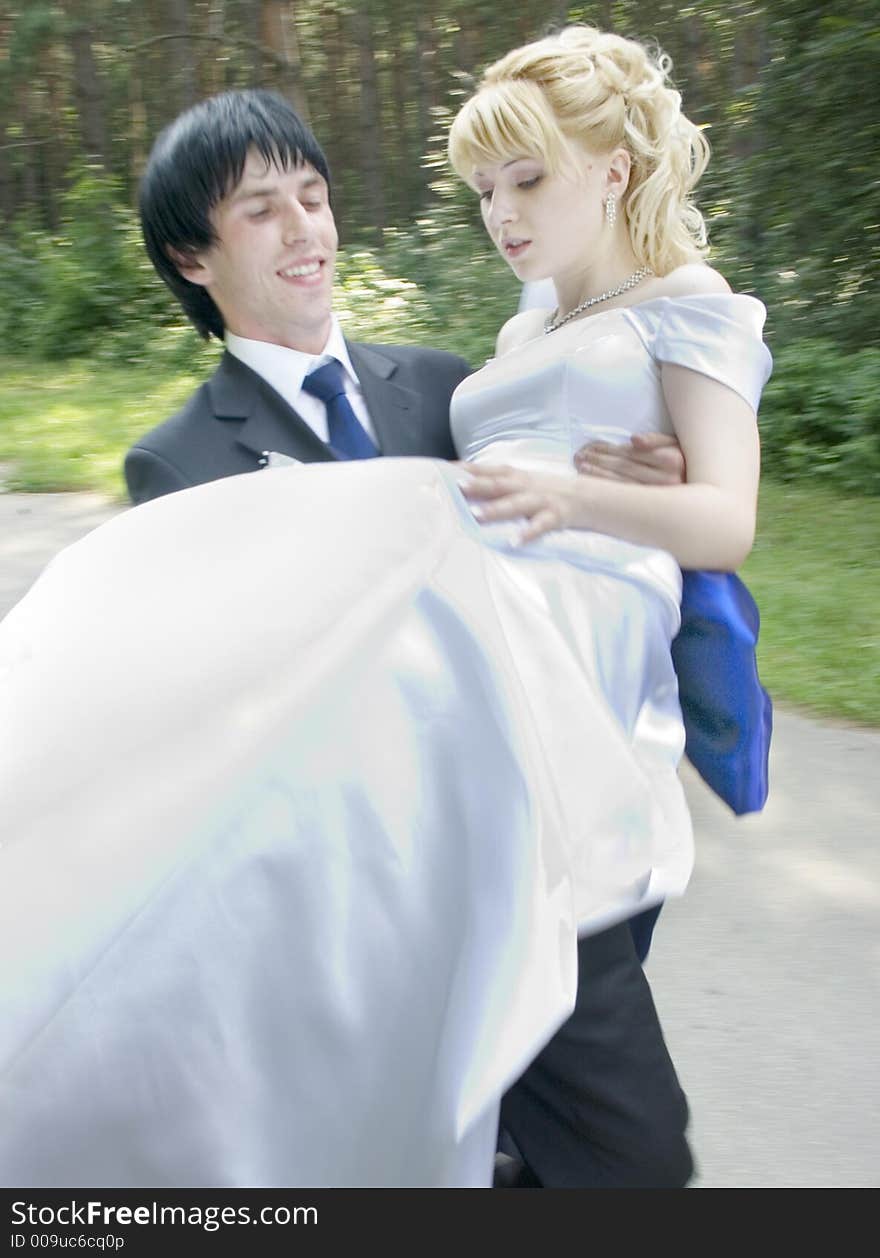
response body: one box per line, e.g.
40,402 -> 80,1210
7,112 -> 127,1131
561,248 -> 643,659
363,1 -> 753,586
281,262 -> 320,277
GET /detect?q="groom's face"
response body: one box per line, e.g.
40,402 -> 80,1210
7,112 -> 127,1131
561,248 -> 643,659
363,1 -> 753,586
177,150 -> 338,354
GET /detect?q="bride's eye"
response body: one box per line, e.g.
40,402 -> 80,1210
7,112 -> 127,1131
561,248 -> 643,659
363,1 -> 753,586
518,176 -> 542,191
478,188 -> 493,202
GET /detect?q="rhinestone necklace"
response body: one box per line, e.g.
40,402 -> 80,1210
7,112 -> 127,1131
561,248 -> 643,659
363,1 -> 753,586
544,266 -> 654,334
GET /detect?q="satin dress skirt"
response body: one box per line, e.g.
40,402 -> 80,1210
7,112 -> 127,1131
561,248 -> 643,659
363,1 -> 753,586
0,457 -> 690,1187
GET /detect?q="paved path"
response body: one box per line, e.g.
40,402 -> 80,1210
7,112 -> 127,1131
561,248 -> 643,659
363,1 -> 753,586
2,489 -> 879,1188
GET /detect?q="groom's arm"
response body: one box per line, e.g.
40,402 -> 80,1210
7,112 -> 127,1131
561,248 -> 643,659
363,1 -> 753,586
125,445 -> 194,504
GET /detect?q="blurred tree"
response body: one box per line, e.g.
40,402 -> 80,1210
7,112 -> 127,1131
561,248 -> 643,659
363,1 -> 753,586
351,3 -> 385,242
63,0 -> 109,170
743,1 -> 879,348
201,1 -> 228,97
260,0 -> 309,117
0,0 -> 875,360
5,2 -> 59,227
167,0 -> 198,112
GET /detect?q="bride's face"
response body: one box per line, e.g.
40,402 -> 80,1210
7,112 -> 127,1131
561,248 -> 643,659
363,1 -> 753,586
470,148 -> 609,283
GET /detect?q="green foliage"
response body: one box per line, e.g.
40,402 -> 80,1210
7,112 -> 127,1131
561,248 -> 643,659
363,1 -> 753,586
0,166 -> 193,364
372,215 -> 520,366
0,168 -> 516,373
4,179 -> 879,500
351,100 -> 520,366
724,6 -> 880,351
0,232 -> 45,353
759,340 -> 880,495
8,2 -> 57,67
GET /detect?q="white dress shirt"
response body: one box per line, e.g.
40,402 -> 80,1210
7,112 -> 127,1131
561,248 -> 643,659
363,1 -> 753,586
225,316 -> 378,446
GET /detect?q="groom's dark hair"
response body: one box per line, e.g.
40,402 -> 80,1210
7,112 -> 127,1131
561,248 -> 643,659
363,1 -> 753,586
139,90 -> 332,340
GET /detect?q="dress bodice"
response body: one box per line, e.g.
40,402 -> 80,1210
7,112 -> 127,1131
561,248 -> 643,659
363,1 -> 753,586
451,294 -> 772,472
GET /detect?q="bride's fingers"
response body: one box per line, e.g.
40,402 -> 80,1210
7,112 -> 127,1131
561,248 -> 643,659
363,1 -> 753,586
518,507 -> 561,543
470,489 -> 537,521
458,468 -> 526,499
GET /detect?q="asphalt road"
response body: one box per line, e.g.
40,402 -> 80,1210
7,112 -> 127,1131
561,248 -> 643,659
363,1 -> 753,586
2,487 -> 878,1188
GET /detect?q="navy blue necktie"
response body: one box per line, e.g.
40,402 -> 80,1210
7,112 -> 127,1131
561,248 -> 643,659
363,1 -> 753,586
301,359 -> 379,460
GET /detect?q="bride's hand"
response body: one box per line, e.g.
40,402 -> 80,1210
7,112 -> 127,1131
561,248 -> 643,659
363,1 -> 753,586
453,462 -> 583,544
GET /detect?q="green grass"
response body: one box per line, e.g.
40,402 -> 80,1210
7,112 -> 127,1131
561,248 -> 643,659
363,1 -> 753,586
742,480 -> 880,726
1,357 -> 877,726
0,348 -> 219,500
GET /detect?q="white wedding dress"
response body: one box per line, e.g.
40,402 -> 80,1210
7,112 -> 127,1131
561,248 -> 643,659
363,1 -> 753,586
0,295 -> 770,1187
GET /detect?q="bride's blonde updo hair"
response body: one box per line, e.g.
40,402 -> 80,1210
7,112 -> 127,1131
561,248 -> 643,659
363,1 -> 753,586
448,25 -> 710,276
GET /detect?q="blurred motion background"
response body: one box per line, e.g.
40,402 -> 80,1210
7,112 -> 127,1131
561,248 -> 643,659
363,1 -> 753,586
1,0 -> 877,721
0,1 -> 877,1187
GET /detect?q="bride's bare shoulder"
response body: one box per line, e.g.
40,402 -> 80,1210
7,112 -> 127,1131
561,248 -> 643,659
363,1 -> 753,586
651,263 -> 732,299
495,309 -> 547,358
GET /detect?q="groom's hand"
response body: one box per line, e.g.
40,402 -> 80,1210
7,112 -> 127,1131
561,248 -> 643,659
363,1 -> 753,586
574,433 -> 685,486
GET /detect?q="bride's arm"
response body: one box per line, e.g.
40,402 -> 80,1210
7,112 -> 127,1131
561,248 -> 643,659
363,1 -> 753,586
458,363 -> 759,571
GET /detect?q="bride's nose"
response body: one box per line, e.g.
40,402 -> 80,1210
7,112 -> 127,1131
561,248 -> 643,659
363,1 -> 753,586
487,190 -> 517,231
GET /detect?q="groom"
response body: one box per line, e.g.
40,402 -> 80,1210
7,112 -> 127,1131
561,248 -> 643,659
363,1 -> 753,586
126,89 -> 693,1189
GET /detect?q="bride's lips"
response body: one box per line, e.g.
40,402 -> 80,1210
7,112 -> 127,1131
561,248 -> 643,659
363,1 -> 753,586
502,239 -> 531,259
277,258 -> 327,285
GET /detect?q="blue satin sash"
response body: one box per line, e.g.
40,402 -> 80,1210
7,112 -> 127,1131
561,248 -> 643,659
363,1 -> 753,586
672,571 -> 772,816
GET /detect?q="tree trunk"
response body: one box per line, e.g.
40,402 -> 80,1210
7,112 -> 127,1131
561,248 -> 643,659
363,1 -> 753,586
234,0 -> 263,83
391,37 -> 411,222
167,0 -> 198,112
41,41 -> 63,229
16,83 -> 40,223
201,0 -> 227,96
0,122 -> 13,223
142,0 -> 172,134
414,10 -> 437,208
65,0 -> 109,168
321,4 -> 349,229
455,18 -> 477,76
351,7 -> 385,242
126,0 -> 149,195
730,3 -> 761,163
260,0 -> 309,118
680,11 -> 709,123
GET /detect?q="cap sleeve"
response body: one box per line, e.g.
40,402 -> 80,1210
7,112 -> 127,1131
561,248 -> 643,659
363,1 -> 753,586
630,294 -> 773,412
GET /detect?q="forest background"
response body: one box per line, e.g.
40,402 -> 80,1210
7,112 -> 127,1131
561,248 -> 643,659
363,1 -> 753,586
0,0 -> 877,722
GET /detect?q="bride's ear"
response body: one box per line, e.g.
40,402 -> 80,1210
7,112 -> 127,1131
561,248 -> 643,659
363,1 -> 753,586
605,149 -> 632,200
167,245 -> 212,288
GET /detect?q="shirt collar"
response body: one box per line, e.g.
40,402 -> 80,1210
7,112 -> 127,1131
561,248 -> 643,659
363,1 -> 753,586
225,315 -> 359,403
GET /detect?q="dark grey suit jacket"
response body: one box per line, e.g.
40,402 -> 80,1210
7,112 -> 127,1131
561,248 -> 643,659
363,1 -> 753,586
125,341 -> 472,504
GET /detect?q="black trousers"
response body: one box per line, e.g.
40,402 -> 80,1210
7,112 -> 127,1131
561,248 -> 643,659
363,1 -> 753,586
498,920 -> 694,1188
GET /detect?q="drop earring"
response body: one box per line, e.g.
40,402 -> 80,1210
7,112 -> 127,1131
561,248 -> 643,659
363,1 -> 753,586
604,193 -> 617,227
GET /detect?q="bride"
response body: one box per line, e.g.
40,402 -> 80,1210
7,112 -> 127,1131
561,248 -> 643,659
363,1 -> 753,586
0,26 -> 770,1188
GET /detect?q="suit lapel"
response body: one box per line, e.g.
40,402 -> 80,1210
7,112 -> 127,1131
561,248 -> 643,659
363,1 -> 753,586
208,351 -> 337,464
207,344 -> 426,463
347,342 -> 426,456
